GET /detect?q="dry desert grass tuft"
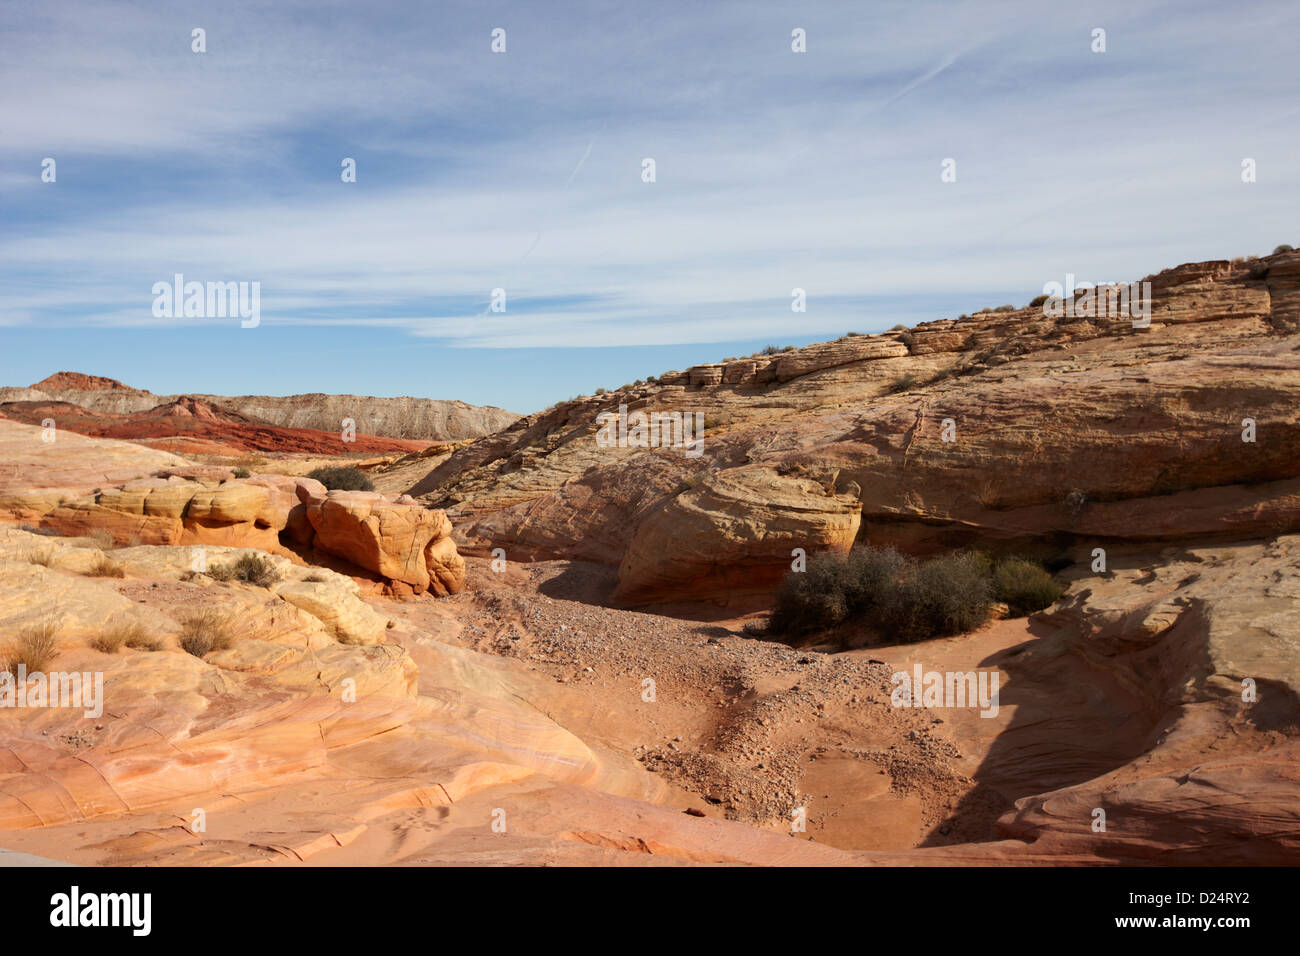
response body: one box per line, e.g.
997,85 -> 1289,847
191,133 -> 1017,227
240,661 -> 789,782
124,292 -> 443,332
25,546 -> 56,567
4,620 -> 58,674
207,553 -> 280,587
178,609 -> 236,657
87,555 -> 126,578
91,618 -> 160,653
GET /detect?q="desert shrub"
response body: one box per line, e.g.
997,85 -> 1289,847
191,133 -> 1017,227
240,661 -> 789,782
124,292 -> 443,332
1273,244 -> 1294,255
768,548 -> 1024,643
302,573 -> 328,583
995,304 -> 1016,312
209,553 -> 279,587
780,345 -> 796,352
87,555 -> 126,578
18,524 -> 60,537
761,345 -> 780,355
231,466 -> 251,478
768,547 -> 910,637
767,553 -> 860,636
5,620 -> 57,674
26,546 -> 56,567
992,558 -> 1065,616
1250,261 -> 1271,279
887,372 -> 919,394
595,387 -> 607,395
306,466 -> 374,491
897,330 -> 916,351
1064,488 -> 1087,517
879,552 -> 992,642
842,547 -> 912,614
1029,294 -> 1049,308
178,609 -> 236,657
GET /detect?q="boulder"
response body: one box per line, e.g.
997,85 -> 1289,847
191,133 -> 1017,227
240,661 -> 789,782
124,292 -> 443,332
299,487 -> 464,594
614,467 -> 862,604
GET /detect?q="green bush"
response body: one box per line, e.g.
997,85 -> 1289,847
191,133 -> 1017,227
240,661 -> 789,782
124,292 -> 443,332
1273,244 -> 1294,255
1029,294 -> 1049,308
767,553 -> 859,636
767,548 -> 1059,643
881,552 -> 992,642
232,466 -> 251,478
992,557 -> 1064,616
768,547 -> 911,638
306,466 -> 374,491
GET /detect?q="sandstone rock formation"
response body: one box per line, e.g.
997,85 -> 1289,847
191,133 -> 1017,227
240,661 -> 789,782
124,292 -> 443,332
0,251 -> 1296,868
0,420 -> 464,595
408,252 -> 1300,606
978,536 -> 1300,863
297,486 -> 466,595
2,374 -> 518,442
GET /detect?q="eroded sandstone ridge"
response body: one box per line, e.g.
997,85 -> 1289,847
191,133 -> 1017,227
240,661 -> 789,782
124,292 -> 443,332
406,253 -> 1300,605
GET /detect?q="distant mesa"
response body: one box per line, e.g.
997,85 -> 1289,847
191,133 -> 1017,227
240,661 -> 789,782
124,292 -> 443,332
31,371 -> 147,393
0,373 -> 519,445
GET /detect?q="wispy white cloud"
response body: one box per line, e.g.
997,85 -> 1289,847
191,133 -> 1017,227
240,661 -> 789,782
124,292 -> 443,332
1,0 -> 1297,350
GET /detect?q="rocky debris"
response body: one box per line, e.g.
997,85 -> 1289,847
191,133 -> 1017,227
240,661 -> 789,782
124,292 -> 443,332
385,557 -> 977,837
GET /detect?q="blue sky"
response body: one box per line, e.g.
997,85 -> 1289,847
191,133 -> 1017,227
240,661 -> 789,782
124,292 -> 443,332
1,0 -> 1297,413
